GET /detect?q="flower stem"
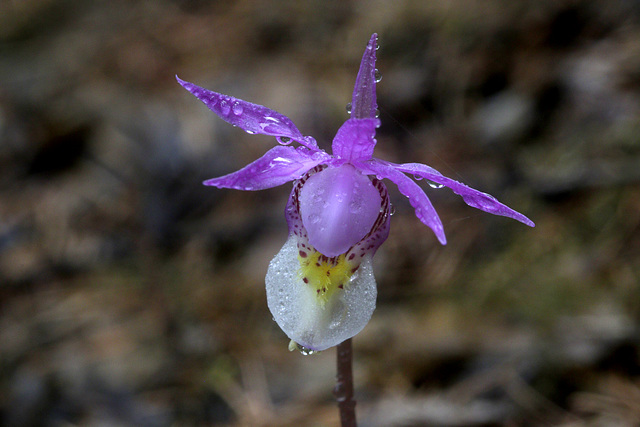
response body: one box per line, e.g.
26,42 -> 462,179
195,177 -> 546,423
334,338 -> 357,427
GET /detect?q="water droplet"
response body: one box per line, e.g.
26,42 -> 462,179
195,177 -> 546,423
376,43 -> 380,51
374,109 -> 380,118
245,129 -> 257,134
308,214 -> 320,224
390,204 -> 396,216
278,137 -> 291,145
232,102 -> 243,115
413,174 -> 423,181
374,69 -> 382,83
345,103 -> 352,114
329,316 -> 343,330
298,346 -> 317,355
220,100 -> 230,115
288,340 -> 318,355
427,180 -> 444,189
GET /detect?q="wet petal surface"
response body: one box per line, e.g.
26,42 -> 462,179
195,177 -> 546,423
332,118 -> 380,162
177,76 -> 304,140
203,146 -> 330,191
391,161 -> 535,227
362,159 -> 446,244
265,235 -> 377,352
350,33 -> 379,119
299,164 -> 381,257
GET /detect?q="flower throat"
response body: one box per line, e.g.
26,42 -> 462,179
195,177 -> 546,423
298,250 -> 355,306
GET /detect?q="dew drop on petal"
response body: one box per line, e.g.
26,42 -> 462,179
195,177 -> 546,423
374,109 -> 380,118
374,69 -> 382,83
220,100 -> 230,115
232,102 -> 243,115
288,340 -> 319,355
413,174 -> 423,181
462,193 -> 500,213
301,346 -> 318,355
245,129 -> 257,134
278,137 -> 292,145
428,180 -> 444,189
346,103 -> 352,114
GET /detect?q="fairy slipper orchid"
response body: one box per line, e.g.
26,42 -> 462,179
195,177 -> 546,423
177,34 -> 534,352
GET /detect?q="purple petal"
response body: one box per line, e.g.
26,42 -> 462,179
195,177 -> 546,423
350,34 -> 379,119
299,164 -> 382,257
177,76 -> 303,140
332,118 -> 380,162
203,146 -> 329,191
361,159 -> 446,244
392,162 -> 536,227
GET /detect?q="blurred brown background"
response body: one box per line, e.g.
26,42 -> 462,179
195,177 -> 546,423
1,1 -> 639,426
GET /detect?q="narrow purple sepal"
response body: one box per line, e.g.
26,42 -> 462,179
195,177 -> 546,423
361,159 -> 447,244
203,146 -> 330,191
393,162 -> 536,227
350,34 -> 379,119
177,76 -> 303,140
332,118 -> 380,162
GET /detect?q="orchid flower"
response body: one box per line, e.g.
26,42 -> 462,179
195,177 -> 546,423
177,34 -> 534,352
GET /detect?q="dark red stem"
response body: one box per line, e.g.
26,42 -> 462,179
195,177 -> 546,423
334,338 -> 357,427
